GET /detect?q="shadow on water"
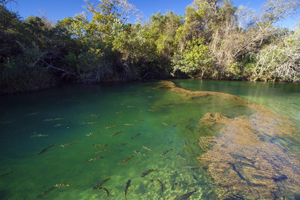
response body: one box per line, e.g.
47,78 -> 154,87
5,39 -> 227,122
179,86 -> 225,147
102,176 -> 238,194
0,190 -> 11,200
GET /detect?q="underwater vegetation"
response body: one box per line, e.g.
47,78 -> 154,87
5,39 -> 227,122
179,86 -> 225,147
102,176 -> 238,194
1,80 -> 300,199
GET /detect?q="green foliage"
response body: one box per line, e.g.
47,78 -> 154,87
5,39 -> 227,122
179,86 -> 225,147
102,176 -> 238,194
64,53 -> 77,66
76,42 -> 115,82
0,4 -> 22,61
151,11 -> 182,58
1,0 -> 300,94
0,56 -> 54,94
172,37 -> 213,77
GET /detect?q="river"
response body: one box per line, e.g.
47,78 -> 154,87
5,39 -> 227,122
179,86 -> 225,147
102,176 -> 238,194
0,79 -> 299,199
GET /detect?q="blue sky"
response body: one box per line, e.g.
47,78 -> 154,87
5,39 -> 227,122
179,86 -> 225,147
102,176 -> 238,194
8,0 -> 299,28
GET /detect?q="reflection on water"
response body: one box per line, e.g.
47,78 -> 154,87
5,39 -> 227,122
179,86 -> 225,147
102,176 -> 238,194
172,79 -> 300,124
0,80 -> 299,199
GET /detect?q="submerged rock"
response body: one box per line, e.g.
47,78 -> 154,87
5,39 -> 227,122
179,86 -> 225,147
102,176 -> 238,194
157,81 -> 300,200
197,136 -> 216,152
197,113 -> 300,200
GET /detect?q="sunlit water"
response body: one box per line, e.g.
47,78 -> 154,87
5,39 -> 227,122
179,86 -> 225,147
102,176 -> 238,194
0,80 -> 299,200
172,79 -> 300,124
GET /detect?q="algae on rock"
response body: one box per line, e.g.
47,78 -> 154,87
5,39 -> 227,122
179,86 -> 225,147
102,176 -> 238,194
157,80 -> 300,200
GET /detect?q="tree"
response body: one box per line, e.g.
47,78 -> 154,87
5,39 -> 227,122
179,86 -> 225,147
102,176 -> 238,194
175,0 -> 225,51
0,0 -> 17,7
172,37 -> 212,78
0,4 -> 21,61
84,0 -> 139,42
150,11 -> 183,59
253,26 -> 300,82
200,0 -> 300,80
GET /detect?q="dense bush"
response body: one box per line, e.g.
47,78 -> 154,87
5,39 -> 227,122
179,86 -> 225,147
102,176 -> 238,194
1,0 -> 299,94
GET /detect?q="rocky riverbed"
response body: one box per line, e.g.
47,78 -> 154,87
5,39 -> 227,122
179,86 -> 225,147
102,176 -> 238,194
158,81 -> 300,199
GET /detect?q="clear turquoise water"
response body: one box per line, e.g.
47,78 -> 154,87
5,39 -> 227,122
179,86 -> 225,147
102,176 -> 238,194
0,80 -> 299,200
172,79 -> 300,124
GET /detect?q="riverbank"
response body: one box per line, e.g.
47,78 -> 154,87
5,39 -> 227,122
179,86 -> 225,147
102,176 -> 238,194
1,75 -> 294,96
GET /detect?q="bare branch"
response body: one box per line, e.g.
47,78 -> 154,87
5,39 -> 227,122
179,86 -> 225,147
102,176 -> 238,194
117,0 -> 139,24
254,29 -> 300,82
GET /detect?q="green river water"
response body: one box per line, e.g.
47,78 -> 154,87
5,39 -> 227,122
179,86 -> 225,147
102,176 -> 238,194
0,79 -> 299,200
